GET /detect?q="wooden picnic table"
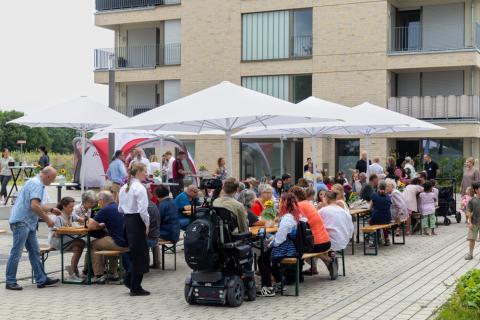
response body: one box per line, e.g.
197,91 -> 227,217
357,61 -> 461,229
350,208 -> 371,244
55,227 -> 92,284
249,226 -> 278,236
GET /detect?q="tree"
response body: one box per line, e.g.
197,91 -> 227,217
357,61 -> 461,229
0,110 -> 78,153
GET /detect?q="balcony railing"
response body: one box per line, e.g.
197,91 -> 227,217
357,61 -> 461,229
387,95 -> 480,122
94,44 -> 181,70
292,35 -> 312,57
390,24 -> 480,52
113,105 -> 158,117
96,0 -> 180,11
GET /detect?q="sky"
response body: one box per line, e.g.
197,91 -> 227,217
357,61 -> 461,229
0,1 -> 113,113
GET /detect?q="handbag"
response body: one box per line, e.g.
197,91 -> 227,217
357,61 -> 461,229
271,238 -> 297,262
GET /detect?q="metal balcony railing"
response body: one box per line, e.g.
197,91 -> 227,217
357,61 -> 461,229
95,0 -> 181,11
387,95 -> 480,122
113,105 -> 159,117
94,43 -> 181,70
291,35 -> 312,57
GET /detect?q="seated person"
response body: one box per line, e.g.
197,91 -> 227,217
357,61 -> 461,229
320,191 -> 354,251
289,187 -> 334,278
360,174 -> 378,202
237,189 -> 265,227
369,181 -> 392,246
155,186 -> 180,242
87,191 -> 128,284
72,190 -> 97,219
258,193 -> 300,297
174,185 -> 200,230
213,178 -> 249,233
48,197 -> 85,281
146,187 -> 161,248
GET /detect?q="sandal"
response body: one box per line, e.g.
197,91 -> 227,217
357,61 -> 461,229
302,269 -> 318,275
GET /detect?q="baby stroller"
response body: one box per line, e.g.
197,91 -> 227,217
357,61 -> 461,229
184,206 -> 255,307
435,179 -> 461,225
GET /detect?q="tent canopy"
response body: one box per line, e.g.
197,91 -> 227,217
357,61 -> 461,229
8,96 -> 128,130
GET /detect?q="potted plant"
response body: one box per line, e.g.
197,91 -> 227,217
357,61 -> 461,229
261,200 -> 277,228
153,169 -> 162,184
198,165 -> 208,177
57,168 -> 67,186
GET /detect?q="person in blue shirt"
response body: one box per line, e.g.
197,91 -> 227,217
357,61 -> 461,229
174,185 -> 200,230
106,150 -> 127,185
155,186 -> 180,242
369,181 -> 392,246
6,167 -> 62,290
87,190 -> 128,283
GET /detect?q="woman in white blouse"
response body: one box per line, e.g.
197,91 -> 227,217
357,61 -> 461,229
119,162 -> 150,296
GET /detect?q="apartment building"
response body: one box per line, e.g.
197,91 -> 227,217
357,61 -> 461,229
94,0 -> 480,180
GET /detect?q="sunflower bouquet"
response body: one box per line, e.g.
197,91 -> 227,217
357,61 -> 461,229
261,200 -> 277,222
59,168 -> 67,176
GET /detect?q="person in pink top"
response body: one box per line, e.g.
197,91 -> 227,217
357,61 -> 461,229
402,178 -> 423,235
418,181 -> 437,236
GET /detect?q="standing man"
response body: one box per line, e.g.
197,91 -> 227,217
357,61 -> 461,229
355,151 -> 371,174
366,157 -> 384,178
130,148 -> 151,175
172,151 -> 187,197
304,158 -> 313,173
423,154 -> 439,180
106,150 -> 127,185
5,166 -> 61,290
165,151 -> 175,183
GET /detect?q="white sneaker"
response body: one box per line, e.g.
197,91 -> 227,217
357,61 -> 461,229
65,265 -> 74,276
68,274 -> 82,282
258,286 -> 275,297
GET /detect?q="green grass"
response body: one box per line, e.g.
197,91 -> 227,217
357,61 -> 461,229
435,269 -> 480,320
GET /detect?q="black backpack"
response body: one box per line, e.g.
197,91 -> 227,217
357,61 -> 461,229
184,218 -> 218,271
290,221 -> 315,257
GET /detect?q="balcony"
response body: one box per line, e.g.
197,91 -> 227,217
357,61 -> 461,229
292,35 -> 312,58
387,95 -> 480,123
94,44 -> 181,70
95,0 -> 180,12
112,105 -> 158,117
391,24 -> 480,53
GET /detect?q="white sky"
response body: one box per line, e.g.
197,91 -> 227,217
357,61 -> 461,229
0,1 -> 113,113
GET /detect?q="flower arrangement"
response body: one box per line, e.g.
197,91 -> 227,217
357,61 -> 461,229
261,200 -> 277,221
34,164 -> 41,174
397,181 -> 406,192
59,168 -> 67,176
153,169 -> 161,177
347,192 -> 359,205
198,165 -> 208,172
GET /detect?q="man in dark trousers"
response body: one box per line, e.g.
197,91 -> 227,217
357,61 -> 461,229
355,151 -> 371,174
172,151 -> 187,197
423,154 -> 439,180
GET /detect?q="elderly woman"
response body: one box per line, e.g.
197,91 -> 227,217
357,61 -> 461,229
251,183 -> 274,217
237,189 -> 265,227
461,157 -> 480,196
73,190 -> 97,220
385,179 -> 408,236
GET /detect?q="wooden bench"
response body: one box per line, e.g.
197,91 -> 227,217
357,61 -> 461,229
280,250 -> 345,296
0,229 -> 6,234
361,220 -> 406,256
94,250 -> 128,284
25,246 -> 55,283
150,235 -> 184,271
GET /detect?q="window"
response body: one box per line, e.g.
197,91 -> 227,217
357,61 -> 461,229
242,74 -> 312,103
242,9 -> 312,61
336,139 -> 360,179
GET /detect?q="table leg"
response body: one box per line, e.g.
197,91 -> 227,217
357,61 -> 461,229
5,169 -> 20,205
356,214 -> 360,244
60,235 -> 65,283
57,186 -> 62,203
86,235 -> 92,285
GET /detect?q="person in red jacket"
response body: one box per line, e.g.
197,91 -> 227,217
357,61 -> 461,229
289,186 -> 339,279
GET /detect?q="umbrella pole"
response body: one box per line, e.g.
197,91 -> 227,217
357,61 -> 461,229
280,136 -> 284,176
365,134 -> 370,176
81,128 -> 86,192
226,130 -> 233,179
311,135 -> 317,179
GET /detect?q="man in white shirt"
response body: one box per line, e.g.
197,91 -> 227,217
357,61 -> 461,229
130,148 -> 151,175
404,156 -> 416,178
165,151 -> 175,182
319,191 -> 354,251
367,156 -> 384,179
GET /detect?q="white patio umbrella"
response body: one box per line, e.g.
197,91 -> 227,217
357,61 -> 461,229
235,100 -> 444,176
115,81 -> 349,177
8,96 -> 129,191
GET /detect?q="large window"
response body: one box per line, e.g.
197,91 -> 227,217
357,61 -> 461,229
242,74 -> 312,103
336,139 -> 360,179
242,8 -> 312,61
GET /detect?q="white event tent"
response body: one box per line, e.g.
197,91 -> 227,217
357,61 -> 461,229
235,100 -> 444,175
8,96 -> 129,191
115,81 -> 354,176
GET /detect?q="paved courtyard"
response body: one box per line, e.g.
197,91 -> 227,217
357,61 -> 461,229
0,206 -> 477,320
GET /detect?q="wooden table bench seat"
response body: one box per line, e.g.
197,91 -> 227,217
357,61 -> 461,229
361,220 -> 407,256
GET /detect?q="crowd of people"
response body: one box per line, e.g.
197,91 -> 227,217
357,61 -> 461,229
5,147 -> 480,302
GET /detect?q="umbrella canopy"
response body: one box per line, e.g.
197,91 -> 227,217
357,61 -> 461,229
235,100 -> 444,176
8,96 -> 129,191
115,82 -> 349,176
8,96 -> 128,130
